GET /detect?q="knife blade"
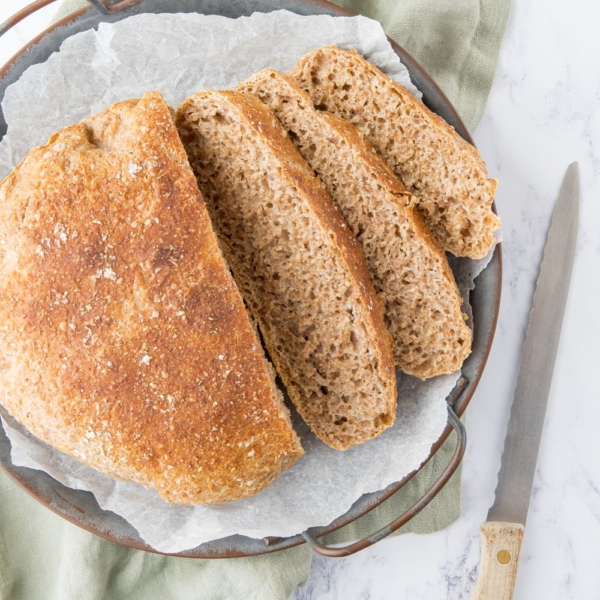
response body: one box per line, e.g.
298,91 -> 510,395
472,162 -> 580,600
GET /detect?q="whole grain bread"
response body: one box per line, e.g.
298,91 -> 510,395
0,92 -> 303,505
176,90 -> 397,450
291,46 -> 500,259
239,70 -> 472,378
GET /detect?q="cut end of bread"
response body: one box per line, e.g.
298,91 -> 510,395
291,46 -> 500,259
177,90 -> 397,450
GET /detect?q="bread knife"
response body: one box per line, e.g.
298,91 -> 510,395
471,162 -> 580,599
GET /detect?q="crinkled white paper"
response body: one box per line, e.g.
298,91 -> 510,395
0,10 -> 420,174
0,11 -> 492,553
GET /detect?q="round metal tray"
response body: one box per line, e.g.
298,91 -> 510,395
0,0 -> 501,558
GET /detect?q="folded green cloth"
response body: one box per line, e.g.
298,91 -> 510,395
333,0 -> 510,131
0,1 -> 509,599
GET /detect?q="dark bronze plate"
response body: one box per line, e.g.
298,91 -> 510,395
0,0 -> 501,558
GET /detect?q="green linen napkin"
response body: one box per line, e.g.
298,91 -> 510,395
0,1 -> 510,598
333,0 -> 510,131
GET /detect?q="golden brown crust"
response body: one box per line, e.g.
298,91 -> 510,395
0,92 -> 303,504
177,91 -> 396,450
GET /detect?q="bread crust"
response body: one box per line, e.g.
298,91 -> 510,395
177,91 -> 397,450
0,92 -> 303,504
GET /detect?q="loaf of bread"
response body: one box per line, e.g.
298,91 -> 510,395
0,92 -> 304,505
291,46 -> 500,259
176,90 -> 397,450
239,70 -> 472,378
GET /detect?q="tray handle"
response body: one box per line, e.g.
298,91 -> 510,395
0,0 -> 137,39
86,0 -> 140,15
301,404 -> 466,557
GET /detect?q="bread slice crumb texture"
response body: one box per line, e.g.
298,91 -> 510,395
239,69 -> 472,379
177,90 -> 396,450
291,46 -> 500,259
0,92 -> 303,505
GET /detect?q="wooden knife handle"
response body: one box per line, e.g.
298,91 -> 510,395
471,521 -> 525,600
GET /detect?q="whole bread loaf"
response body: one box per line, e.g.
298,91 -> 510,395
291,46 -> 500,259
239,70 -> 472,379
176,90 -> 397,450
0,92 -> 303,505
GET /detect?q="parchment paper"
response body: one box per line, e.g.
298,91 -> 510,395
0,11 -> 494,553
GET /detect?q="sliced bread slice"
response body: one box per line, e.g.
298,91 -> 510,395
0,92 -> 303,505
176,91 -> 396,450
291,46 -> 500,259
239,69 -> 472,379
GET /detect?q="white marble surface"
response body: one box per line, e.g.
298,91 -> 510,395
1,1 -> 599,598
293,1 -> 600,598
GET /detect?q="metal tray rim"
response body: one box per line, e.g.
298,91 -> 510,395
0,0 -> 502,558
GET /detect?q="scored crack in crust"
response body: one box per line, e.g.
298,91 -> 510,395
176,90 -> 397,450
0,91 -> 303,505
239,69 -> 472,379
291,46 -> 501,259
